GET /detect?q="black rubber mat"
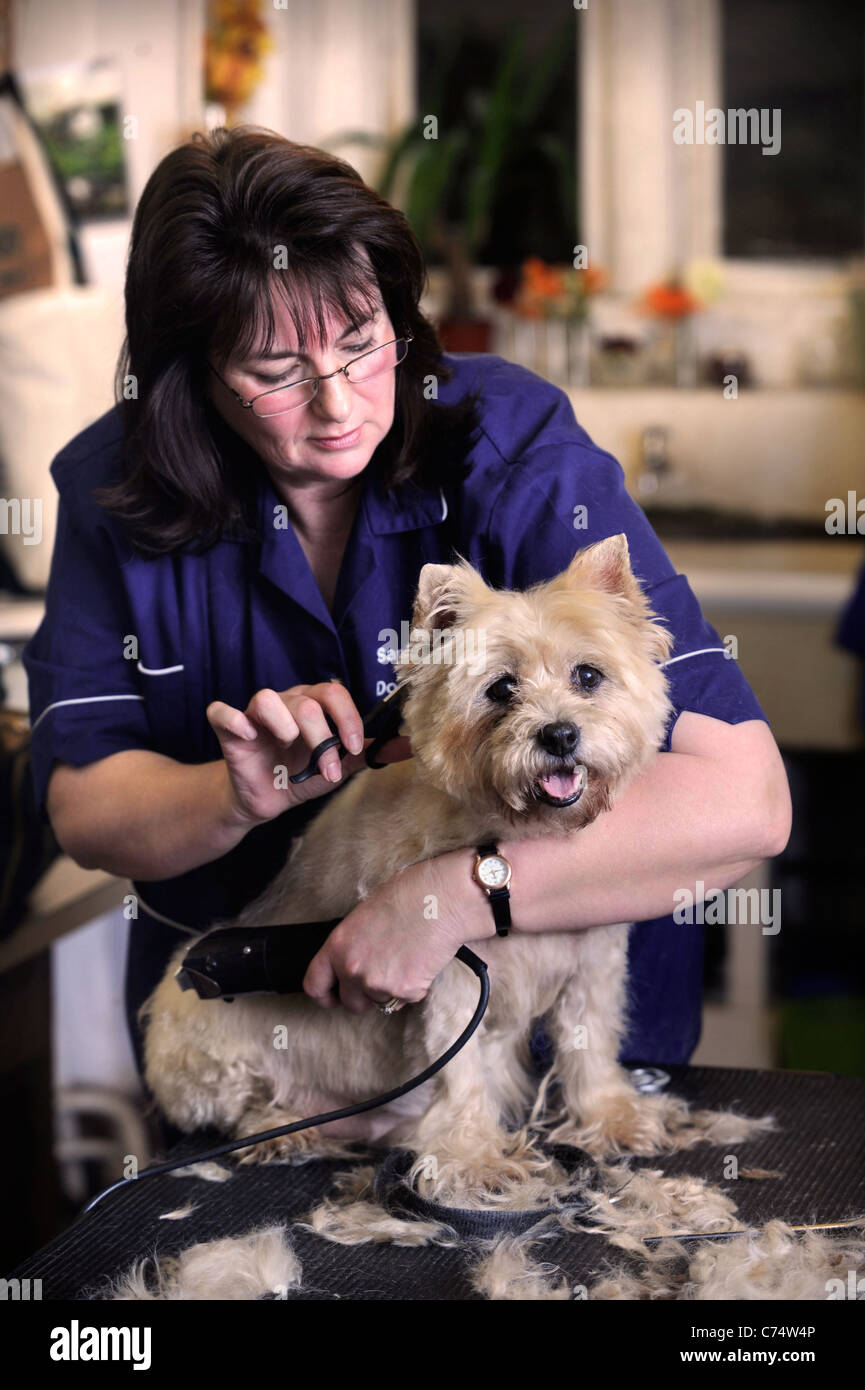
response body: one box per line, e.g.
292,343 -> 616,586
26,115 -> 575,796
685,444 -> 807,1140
9,1065 -> 865,1300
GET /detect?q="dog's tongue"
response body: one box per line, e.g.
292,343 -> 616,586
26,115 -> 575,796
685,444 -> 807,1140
540,768 -> 584,800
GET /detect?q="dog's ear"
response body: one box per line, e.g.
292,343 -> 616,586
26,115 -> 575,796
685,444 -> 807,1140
412,564 -> 459,632
563,534 -> 675,664
411,557 -> 486,631
563,533 -> 643,602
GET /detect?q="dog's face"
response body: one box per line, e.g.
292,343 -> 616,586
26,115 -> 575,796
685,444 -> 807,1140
395,535 -> 674,829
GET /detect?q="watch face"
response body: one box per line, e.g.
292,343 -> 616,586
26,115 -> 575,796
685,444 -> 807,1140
478,855 -> 509,888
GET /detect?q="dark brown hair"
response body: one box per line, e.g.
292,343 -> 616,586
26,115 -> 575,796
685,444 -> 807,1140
96,125 -> 482,556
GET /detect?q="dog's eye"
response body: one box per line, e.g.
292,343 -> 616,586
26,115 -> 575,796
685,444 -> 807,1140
486,675 -> 518,704
573,664 -> 603,692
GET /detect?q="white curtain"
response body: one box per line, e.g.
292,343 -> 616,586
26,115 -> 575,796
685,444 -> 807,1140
243,0 -> 416,187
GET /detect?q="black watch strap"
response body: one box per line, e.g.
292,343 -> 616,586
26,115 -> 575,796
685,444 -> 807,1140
477,841 -> 511,937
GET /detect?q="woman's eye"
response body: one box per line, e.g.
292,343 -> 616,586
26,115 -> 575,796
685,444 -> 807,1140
486,675 -> 518,703
573,664 -> 603,692
256,341 -> 372,386
256,372 -> 299,386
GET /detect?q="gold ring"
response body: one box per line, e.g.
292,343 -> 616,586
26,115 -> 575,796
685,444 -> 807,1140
375,996 -> 403,1015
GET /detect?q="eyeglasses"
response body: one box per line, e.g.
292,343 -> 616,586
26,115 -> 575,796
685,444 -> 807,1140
209,335 -> 413,418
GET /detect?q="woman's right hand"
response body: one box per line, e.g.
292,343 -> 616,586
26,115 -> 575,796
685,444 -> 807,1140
206,682 -> 410,828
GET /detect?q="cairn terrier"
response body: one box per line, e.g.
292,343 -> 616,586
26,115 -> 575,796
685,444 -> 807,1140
142,534 -> 766,1206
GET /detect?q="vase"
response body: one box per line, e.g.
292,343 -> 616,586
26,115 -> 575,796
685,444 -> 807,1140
650,318 -> 697,387
566,318 -> 591,388
674,316 -> 698,388
544,319 -> 568,384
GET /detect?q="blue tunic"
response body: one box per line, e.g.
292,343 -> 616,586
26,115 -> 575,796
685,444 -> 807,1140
22,352 -> 768,1078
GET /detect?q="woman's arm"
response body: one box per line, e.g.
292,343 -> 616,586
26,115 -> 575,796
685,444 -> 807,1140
304,714 -> 792,1011
47,752 -> 254,878
47,682 -> 408,880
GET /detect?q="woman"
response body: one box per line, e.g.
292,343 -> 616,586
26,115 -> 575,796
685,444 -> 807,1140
23,127 -> 791,1126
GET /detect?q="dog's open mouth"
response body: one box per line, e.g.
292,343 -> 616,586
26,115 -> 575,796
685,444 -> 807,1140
533,765 -> 586,808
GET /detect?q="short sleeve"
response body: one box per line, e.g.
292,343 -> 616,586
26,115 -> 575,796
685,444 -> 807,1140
485,439 -> 770,752
21,494 -> 154,824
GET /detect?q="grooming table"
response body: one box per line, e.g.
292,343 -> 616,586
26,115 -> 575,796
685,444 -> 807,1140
9,1065 -> 865,1300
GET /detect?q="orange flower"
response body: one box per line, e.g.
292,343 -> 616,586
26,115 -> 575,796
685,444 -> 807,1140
522,257 -> 565,297
582,264 -> 607,294
638,281 -> 701,319
511,257 -> 606,319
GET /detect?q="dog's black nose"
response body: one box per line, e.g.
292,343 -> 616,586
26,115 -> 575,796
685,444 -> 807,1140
537,722 -> 580,757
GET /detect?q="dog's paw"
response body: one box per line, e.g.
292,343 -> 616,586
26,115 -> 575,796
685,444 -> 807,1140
544,1094 -> 681,1157
405,1130 -> 562,1209
547,1092 -> 776,1159
233,1115 -> 358,1166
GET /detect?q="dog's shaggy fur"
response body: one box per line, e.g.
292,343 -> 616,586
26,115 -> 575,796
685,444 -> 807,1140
94,1163 -> 865,1300
94,1226 -> 303,1301
141,534 -> 771,1214
586,1220 -> 865,1301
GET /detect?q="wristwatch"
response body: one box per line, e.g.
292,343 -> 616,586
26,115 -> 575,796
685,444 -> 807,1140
473,842 -> 512,937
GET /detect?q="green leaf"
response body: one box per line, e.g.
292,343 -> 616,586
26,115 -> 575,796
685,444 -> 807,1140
405,127 -> 469,246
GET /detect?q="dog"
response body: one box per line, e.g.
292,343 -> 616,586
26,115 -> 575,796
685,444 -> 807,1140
141,533 -> 767,1207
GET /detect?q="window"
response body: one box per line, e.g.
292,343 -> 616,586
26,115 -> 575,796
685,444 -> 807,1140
722,0 -> 865,259
416,1 -> 578,268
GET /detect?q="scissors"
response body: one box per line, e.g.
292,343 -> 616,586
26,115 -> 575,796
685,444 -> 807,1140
288,682 -> 406,784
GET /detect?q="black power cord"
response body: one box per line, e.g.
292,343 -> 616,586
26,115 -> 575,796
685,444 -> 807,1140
80,943 -> 489,1217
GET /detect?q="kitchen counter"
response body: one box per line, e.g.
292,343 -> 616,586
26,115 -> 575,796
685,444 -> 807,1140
663,539 -> 864,614
653,539 -> 864,749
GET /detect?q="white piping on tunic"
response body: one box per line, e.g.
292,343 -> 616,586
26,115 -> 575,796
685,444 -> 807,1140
438,487 -> 448,521
29,693 -> 145,734
661,647 -> 728,668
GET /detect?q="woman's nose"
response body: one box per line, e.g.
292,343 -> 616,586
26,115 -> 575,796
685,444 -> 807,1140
312,368 -> 353,418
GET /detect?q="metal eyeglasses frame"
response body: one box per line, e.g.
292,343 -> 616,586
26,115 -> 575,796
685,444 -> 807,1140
208,335 -> 414,417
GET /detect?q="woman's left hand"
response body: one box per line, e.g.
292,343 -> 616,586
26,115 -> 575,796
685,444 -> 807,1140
302,855 -> 466,1013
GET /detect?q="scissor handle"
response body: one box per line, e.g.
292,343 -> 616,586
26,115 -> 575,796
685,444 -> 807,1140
288,731 -> 344,784
288,687 -> 405,784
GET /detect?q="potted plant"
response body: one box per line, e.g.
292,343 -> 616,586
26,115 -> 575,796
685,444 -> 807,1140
323,18 -> 575,351
636,262 -> 722,387
503,255 -> 605,386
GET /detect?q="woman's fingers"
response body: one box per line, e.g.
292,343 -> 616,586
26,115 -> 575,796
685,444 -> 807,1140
206,699 -> 269,744
266,682 -> 365,783
310,680 -> 366,758
338,983 -> 379,1014
279,683 -> 407,781
208,685 -> 410,796
303,945 -> 340,1006
231,686 -> 349,783
215,688 -> 303,750
280,691 -> 346,781
304,930 -> 418,1016
304,937 -> 378,1013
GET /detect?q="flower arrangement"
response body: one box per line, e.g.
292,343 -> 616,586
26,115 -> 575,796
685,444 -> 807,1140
204,0 -> 274,119
509,257 -> 606,322
635,266 -> 723,386
637,280 -> 701,320
637,262 -> 723,320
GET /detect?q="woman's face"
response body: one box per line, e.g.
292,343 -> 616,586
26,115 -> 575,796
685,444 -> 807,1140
207,289 -> 398,493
